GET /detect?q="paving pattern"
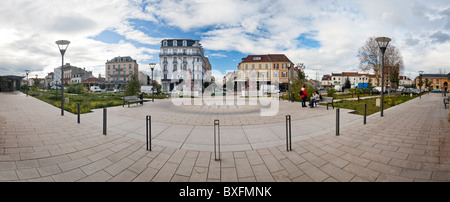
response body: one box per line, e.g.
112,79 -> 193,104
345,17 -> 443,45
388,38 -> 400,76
0,92 -> 449,182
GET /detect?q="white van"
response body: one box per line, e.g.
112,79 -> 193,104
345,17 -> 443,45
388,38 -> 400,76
141,86 -> 154,94
260,84 -> 280,94
90,86 -> 102,93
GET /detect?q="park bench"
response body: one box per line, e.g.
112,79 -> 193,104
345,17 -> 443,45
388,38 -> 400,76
123,96 -> 143,108
444,96 -> 449,109
318,96 -> 335,110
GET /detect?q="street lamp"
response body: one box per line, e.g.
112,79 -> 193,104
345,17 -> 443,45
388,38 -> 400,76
287,63 -> 291,102
149,63 -> 156,102
375,37 -> 391,117
56,40 -> 70,116
419,70 -> 424,98
25,70 -> 30,97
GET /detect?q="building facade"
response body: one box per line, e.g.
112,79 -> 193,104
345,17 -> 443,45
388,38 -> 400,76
159,39 -> 211,93
105,56 -> 139,90
416,73 -> 450,91
236,54 -> 294,91
54,63 -> 94,86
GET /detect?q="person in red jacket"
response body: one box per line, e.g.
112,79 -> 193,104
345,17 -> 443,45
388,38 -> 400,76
300,85 -> 308,107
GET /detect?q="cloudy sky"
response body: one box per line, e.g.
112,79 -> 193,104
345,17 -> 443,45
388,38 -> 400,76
1,0 -> 450,80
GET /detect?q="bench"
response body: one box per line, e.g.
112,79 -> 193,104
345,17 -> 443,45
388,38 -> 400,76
318,96 -> 335,110
444,97 -> 449,109
123,96 -> 143,108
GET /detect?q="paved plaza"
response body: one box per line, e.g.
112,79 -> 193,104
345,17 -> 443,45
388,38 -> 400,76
1,92 -> 449,182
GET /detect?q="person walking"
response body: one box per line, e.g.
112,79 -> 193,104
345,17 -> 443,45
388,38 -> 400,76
300,85 -> 308,107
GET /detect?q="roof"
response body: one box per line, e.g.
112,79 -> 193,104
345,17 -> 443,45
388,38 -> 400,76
240,55 -> 272,63
106,56 -> 135,63
422,73 -> 450,78
342,72 -> 359,76
267,54 -> 292,63
240,54 -> 293,64
82,77 -> 105,83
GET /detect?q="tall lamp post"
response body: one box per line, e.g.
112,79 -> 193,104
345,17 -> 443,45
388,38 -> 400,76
287,63 -> 291,102
419,70 -> 424,98
25,70 -> 30,97
149,63 -> 156,102
56,40 -> 70,116
375,37 -> 391,117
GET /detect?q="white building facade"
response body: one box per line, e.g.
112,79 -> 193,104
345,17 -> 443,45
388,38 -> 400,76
159,39 -> 211,93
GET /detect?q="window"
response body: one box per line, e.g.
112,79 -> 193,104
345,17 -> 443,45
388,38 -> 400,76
129,64 -> 132,69
173,65 -> 177,72
164,65 -> 167,71
108,65 -> 110,70
183,40 -> 187,46
252,64 -> 255,69
113,65 -> 115,69
164,74 -> 167,80
273,72 -> 279,77
253,57 -> 261,60
273,64 -> 279,69
129,71 -> 132,74
265,64 -> 268,69
174,49 -> 177,54
163,41 -> 167,46
108,71 -> 110,75
259,64 -> 262,69
282,72 -> 287,77
173,40 -> 177,46
282,64 -> 286,69
245,64 -> 248,70
123,64 -> 126,68
124,78 -> 127,81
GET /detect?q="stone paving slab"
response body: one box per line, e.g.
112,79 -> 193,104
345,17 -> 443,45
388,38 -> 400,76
0,91 -> 449,182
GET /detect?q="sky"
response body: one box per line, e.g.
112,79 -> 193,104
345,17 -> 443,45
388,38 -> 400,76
1,0 -> 450,81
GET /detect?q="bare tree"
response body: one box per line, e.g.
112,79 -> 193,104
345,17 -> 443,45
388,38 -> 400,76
357,37 -> 404,86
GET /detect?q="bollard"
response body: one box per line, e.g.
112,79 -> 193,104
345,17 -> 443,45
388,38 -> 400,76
363,103 -> 367,125
77,103 -> 80,124
146,116 -> 151,151
214,120 -> 221,161
336,108 -> 340,136
286,115 -> 292,151
103,108 -> 107,135
291,93 -> 295,102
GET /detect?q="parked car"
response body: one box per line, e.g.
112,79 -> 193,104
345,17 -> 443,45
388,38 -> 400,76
113,89 -> 120,93
90,86 -> 102,93
370,88 -> 380,94
260,84 -> 280,94
431,88 -> 441,92
401,88 -> 420,95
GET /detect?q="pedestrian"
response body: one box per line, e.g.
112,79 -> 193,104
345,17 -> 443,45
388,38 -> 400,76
300,85 -> 308,107
310,91 -> 320,108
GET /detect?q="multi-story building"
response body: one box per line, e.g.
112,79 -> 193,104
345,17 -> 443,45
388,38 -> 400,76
236,54 -> 294,91
54,63 -> 94,86
105,56 -> 139,90
399,76 -> 413,87
159,39 -> 211,93
326,72 -> 374,88
44,72 -> 54,88
416,73 -> 450,91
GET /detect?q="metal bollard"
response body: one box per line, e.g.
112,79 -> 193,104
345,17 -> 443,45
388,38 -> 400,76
214,120 -> 221,161
336,108 -> 340,136
146,116 -> 151,151
363,103 -> 367,125
103,108 -> 107,135
77,103 -> 80,124
286,115 -> 292,151
291,93 -> 295,102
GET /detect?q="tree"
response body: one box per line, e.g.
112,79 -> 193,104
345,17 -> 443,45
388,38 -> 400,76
125,74 -> 141,96
357,37 -> 404,85
417,75 -> 424,90
344,77 -> 351,89
425,78 -> 432,91
389,68 -> 400,89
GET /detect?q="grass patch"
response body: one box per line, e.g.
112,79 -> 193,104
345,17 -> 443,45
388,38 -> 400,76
326,94 -> 420,116
24,89 -> 144,114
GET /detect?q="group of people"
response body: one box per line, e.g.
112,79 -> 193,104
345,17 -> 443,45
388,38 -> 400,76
299,85 -> 321,108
